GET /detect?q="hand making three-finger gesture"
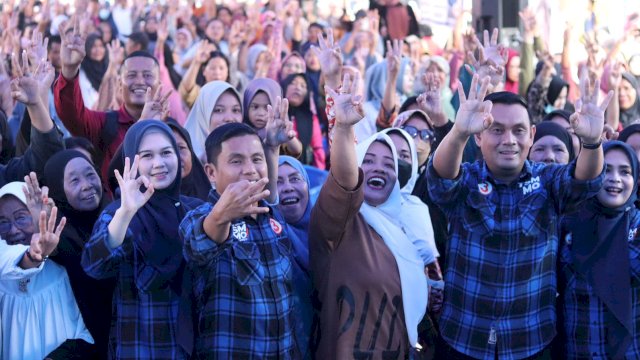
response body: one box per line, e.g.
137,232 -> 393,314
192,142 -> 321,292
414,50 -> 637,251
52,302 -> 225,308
569,72 -> 614,144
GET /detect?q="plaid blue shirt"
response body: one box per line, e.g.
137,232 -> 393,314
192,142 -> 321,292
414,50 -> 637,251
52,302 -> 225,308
81,197 -> 202,360
559,211 -> 640,358
427,159 -> 603,360
180,190 -> 297,359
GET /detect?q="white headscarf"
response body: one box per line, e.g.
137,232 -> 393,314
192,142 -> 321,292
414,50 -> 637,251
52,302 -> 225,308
355,132 -> 428,348
183,81 -> 241,160
379,128 -> 439,264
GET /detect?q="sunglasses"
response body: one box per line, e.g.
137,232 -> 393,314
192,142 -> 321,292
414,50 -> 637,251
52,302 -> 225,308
401,125 -> 435,143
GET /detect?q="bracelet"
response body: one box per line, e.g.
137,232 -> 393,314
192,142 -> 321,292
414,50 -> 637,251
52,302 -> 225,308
25,248 -> 47,263
582,140 -> 602,150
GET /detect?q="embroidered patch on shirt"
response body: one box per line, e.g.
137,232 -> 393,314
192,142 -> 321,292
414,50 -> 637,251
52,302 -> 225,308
270,218 -> 283,235
478,182 -> 493,195
232,222 -> 249,241
518,176 -> 541,195
629,228 -> 638,241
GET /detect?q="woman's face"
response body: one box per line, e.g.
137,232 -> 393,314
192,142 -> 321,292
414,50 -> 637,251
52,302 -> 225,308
248,91 -> 270,129
172,130 -> 193,178
507,56 -> 521,82
362,141 -> 397,206
209,90 -> 243,131
619,78 -> 638,111
625,133 -> 640,160
553,86 -> 568,110
597,149 -> 635,208
205,20 -> 225,42
203,57 -> 229,82
99,23 -> 113,43
137,131 -> 179,190
63,157 -> 103,211
176,32 -> 189,50
304,51 -> 321,72
285,76 -> 308,107
389,133 -> 412,165
550,116 -> 580,156
402,67 -> 415,95
281,56 -> 306,80
90,38 -> 106,62
0,196 -> 34,246
277,164 -> 309,223
404,116 -> 433,166
427,62 -> 446,90
528,135 -> 570,165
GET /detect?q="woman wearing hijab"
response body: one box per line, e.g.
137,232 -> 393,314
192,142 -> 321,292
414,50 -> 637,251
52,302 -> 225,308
543,109 -> 581,157
528,121 -> 575,165
184,81 -> 243,160
311,82 -> 430,357
243,78 -> 302,156
79,33 -> 109,110
165,119 -> 211,201
0,182 -> 94,359
281,73 -> 326,169
620,72 -> 640,127
279,52 -> 307,83
505,49 -> 521,95
246,43 -> 270,80
527,60 -> 571,124
418,56 -> 456,121
81,120 -> 202,359
619,123 -> 640,160
559,141 -> 640,358
42,151 -> 114,359
277,156 -> 314,359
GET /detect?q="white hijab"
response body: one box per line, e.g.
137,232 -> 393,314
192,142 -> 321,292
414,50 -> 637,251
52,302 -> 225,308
380,128 -> 439,263
355,133 -> 428,348
183,81 -> 241,160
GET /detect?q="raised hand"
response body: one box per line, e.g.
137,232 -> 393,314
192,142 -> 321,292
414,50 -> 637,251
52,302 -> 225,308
59,15 -> 87,79
114,156 -> 155,215
0,52 -> 12,115
468,29 -> 507,88
23,172 -> 54,231
28,207 -> 66,262
453,74 -> 493,137
535,50 -> 555,83
325,73 -> 364,128
570,73 -> 614,143
27,30 -> 48,67
194,40 -> 215,65
418,72 -> 445,126
157,18 -> 169,44
386,39 -> 402,79
212,178 -> 271,223
10,51 -> 42,105
140,85 -> 172,121
608,61 -> 623,90
518,7 -> 539,40
311,28 -> 343,89
106,39 -> 124,70
264,96 -> 295,147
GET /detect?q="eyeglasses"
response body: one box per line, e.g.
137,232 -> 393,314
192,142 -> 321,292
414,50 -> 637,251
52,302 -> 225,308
0,213 -> 33,234
402,125 -> 435,143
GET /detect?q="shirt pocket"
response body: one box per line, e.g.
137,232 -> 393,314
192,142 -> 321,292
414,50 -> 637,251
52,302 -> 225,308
518,192 -> 551,237
231,241 -> 266,286
275,236 -> 293,280
461,191 -> 496,235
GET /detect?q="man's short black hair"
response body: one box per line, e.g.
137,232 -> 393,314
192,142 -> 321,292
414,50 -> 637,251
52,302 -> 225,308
484,91 -> 532,124
123,50 -> 159,67
127,31 -> 149,52
47,35 -> 61,50
205,123 -> 259,165
399,96 -> 418,113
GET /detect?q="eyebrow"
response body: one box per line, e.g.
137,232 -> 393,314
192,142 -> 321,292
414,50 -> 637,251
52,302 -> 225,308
138,146 -> 173,153
67,165 -> 95,176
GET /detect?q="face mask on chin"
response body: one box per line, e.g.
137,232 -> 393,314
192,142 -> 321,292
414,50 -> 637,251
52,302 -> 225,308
397,159 -> 412,189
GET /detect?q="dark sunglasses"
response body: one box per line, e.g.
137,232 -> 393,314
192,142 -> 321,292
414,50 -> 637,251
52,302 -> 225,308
401,125 -> 435,143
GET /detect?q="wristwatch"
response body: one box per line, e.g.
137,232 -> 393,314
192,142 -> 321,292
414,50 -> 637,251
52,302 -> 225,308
25,247 -> 47,263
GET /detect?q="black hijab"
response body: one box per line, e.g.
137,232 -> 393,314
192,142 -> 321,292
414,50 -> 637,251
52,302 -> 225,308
281,73 -> 314,165
532,121 -> 576,161
572,141 -> 637,358
618,123 -> 640,143
620,72 -> 640,127
121,120 -> 185,293
165,119 -> 211,201
44,150 -> 109,241
81,33 -> 109,92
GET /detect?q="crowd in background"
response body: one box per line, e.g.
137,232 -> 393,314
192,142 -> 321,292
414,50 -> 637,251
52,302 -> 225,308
0,0 -> 639,359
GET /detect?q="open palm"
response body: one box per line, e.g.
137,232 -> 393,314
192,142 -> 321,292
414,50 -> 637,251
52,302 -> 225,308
114,156 -> 155,214
454,74 -> 493,136
326,73 -> 364,127
570,75 -> 613,143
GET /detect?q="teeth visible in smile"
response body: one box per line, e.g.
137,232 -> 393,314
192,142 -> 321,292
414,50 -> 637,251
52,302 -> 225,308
367,177 -> 386,187
281,197 -> 299,205
605,187 -> 623,194
133,89 -> 146,94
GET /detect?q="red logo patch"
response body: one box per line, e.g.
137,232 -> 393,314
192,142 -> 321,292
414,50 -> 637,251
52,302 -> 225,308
270,218 -> 283,235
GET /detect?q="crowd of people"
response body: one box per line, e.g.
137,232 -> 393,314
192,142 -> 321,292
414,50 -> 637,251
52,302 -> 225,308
0,0 -> 639,358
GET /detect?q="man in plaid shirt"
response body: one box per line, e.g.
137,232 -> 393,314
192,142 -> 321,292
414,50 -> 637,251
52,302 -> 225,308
426,73 -> 612,359
180,103 -> 299,358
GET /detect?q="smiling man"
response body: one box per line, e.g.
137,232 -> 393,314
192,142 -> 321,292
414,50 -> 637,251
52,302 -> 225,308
427,75 -> 612,359
54,17 -> 160,183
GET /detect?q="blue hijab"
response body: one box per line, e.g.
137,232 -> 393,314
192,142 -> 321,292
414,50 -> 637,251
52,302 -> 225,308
572,141 -> 638,358
121,120 -> 185,294
278,155 -> 313,358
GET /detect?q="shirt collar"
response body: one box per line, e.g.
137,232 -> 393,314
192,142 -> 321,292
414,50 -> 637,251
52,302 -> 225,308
479,160 -> 533,186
